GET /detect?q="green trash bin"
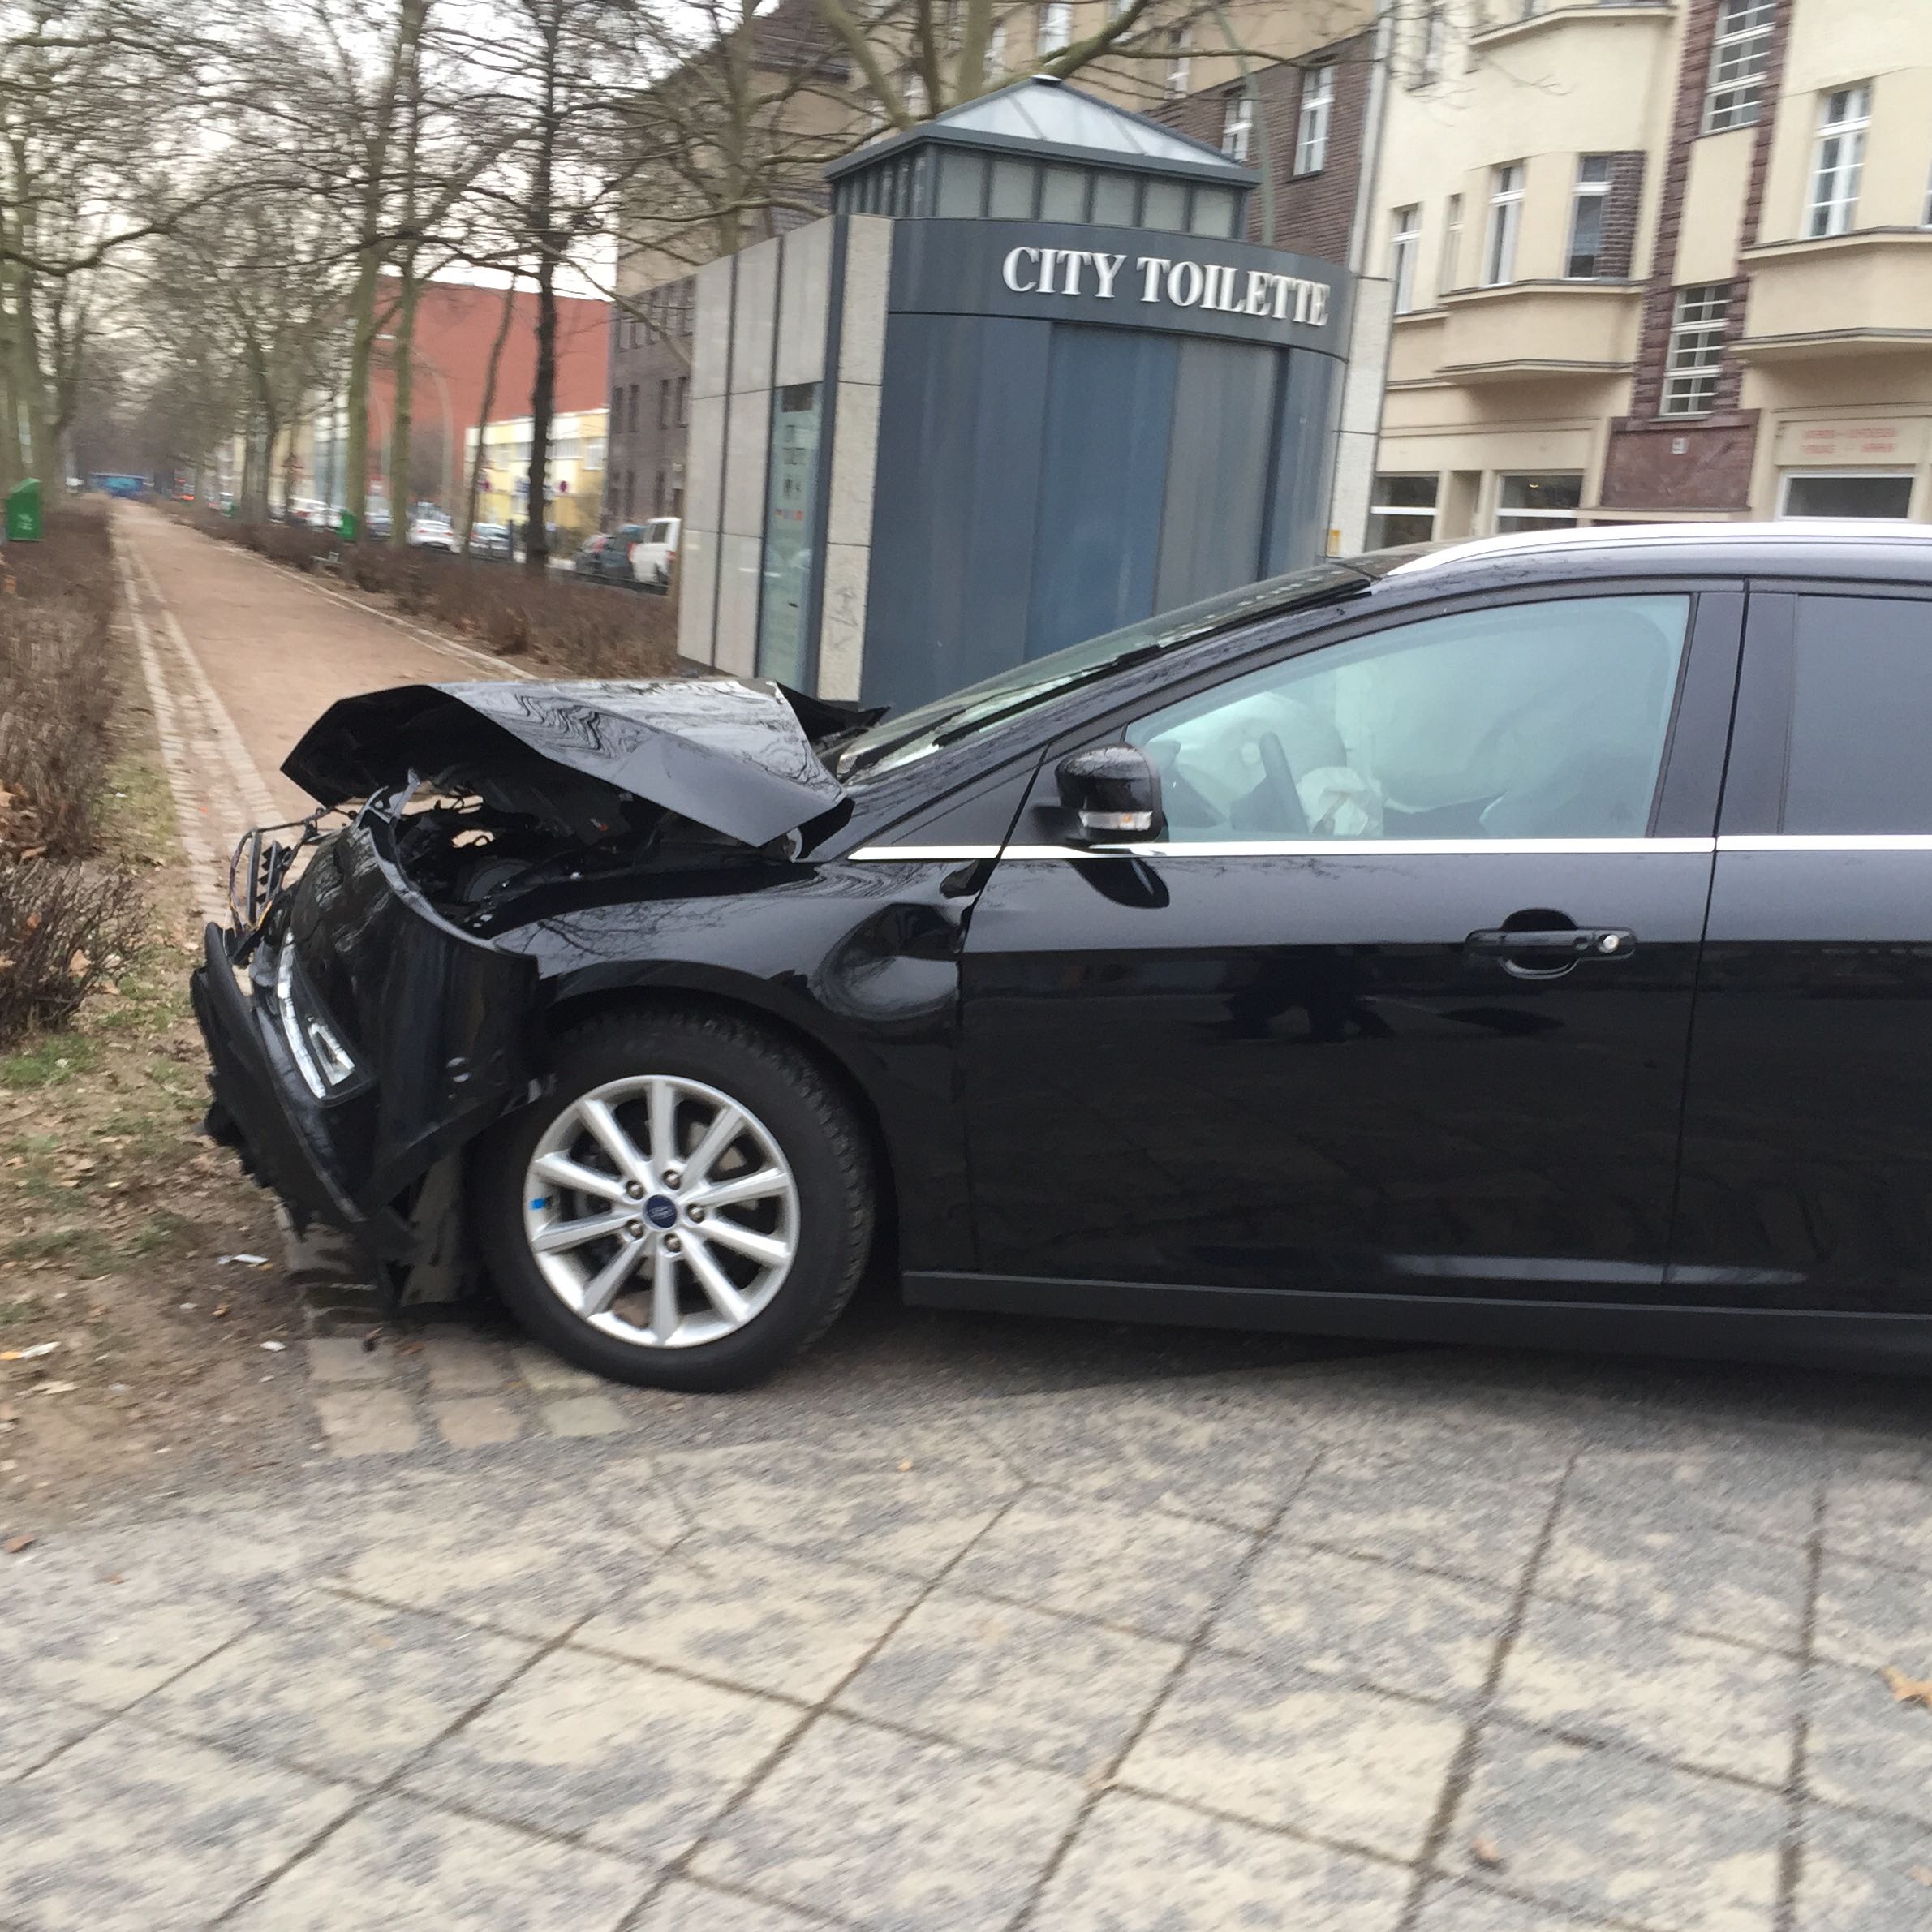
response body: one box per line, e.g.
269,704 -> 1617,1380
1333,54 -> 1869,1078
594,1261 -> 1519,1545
4,478 -> 42,542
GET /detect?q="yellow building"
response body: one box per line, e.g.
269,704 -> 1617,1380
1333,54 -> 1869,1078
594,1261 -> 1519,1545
1370,0 -> 1932,540
465,409 -> 609,544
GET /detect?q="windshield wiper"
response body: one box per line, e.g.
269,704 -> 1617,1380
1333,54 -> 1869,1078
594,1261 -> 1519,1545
927,642 -> 1173,748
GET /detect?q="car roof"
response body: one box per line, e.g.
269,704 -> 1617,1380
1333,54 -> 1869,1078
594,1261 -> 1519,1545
1384,519 -> 1932,590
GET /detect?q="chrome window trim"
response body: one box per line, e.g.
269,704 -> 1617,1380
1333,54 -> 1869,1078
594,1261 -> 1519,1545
850,837 -> 1719,861
847,834 -> 1932,863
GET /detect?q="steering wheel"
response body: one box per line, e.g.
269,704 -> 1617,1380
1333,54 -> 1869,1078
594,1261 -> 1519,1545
1230,730 -> 1309,837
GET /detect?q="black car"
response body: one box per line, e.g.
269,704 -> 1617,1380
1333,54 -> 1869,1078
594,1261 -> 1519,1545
192,523 -> 1932,1389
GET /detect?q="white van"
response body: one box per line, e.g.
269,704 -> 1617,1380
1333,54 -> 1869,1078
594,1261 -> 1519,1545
628,517 -> 680,591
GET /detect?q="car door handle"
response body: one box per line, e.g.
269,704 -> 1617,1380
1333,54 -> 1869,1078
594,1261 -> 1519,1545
1465,927 -> 1636,975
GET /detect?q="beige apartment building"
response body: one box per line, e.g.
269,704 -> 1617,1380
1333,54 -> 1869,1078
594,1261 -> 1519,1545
1370,0 -> 1932,543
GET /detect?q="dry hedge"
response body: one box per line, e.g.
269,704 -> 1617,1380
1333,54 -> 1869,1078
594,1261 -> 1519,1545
0,862 -> 145,1045
173,506 -> 681,679
0,499 -> 141,1050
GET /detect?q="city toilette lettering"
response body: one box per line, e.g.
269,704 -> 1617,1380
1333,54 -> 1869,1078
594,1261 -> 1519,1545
999,245 -> 1329,325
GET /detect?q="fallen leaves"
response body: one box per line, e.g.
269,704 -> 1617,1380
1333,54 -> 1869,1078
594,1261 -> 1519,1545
1469,1838 -> 1505,1870
0,1341 -> 58,1362
1880,1666 -> 1932,1713
28,1381 -> 76,1396
1908,1865 -> 1932,1887
4,1534 -> 33,1555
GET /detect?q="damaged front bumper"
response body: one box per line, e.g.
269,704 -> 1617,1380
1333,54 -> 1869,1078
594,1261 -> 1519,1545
191,813 -> 543,1271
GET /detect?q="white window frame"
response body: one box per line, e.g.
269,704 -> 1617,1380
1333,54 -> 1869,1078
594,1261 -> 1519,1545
1037,1 -> 1071,55
1807,84 -> 1870,239
1165,26 -> 1190,99
985,19 -> 1007,75
1440,192 -> 1462,295
1368,473 -> 1439,546
1703,0 -> 1775,134
901,70 -> 928,118
1493,473 -> 1583,534
1294,64 -> 1334,174
1566,155 -> 1614,279
1661,282 -> 1730,417
1482,162 -> 1524,287
1221,90 -> 1253,164
1390,204 -> 1422,315
1778,470 -> 1916,519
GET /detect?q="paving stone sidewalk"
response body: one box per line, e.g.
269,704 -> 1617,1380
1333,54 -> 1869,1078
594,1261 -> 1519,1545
5,1349 -> 1932,1931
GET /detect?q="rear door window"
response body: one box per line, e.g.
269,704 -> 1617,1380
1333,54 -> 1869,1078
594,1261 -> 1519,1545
1784,596 -> 1932,833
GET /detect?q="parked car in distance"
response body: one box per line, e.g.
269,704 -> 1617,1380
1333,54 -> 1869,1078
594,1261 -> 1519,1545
629,516 -> 680,591
572,525 -> 648,586
408,516 -> 458,552
467,522 -> 514,560
196,522 -> 1932,1393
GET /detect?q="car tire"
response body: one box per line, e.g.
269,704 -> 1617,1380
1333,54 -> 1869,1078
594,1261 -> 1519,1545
471,1007 -> 875,1391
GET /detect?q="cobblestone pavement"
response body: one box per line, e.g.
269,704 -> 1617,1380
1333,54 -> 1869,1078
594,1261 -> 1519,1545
7,1345 -> 1932,1931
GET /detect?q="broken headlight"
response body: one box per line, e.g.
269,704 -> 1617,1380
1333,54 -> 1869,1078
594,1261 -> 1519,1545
273,942 -> 358,1099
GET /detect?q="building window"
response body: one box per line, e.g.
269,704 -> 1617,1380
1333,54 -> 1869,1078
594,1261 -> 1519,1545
1418,6 -> 1446,85
1369,474 -> 1438,547
654,469 -> 666,514
622,471 -> 635,521
1483,162 -> 1524,286
1807,84 -> 1870,238
1037,2 -> 1071,54
656,380 -> 670,428
1661,282 -> 1730,415
1567,155 -> 1613,278
676,376 -> 690,426
1166,26 -> 1190,99
902,70 -> 927,118
1780,471 -> 1913,519
1441,192 -> 1462,295
1390,205 -> 1422,315
985,20 -> 1006,75
1294,65 -> 1334,174
1923,154 -> 1932,226
1704,0 -> 1775,134
1495,474 -> 1582,534
1221,90 -> 1253,164
628,384 -> 640,434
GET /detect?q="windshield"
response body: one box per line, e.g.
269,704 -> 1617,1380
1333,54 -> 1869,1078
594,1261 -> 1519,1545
834,559 -> 1374,781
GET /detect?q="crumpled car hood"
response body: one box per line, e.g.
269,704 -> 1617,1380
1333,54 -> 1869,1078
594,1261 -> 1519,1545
283,676 -> 858,849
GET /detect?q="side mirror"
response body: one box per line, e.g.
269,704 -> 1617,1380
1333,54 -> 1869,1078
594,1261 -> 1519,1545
1056,745 -> 1164,843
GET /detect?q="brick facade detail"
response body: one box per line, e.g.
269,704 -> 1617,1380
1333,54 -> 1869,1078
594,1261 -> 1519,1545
1598,152 -> 1647,281
1154,34 -> 1370,265
1602,0 -> 1793,511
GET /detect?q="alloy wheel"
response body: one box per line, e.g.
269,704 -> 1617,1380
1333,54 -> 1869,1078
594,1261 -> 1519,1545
521,1074 -> 798,1349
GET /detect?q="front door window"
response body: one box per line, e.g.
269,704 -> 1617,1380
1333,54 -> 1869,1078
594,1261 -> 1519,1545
1125,594 -> 1689,844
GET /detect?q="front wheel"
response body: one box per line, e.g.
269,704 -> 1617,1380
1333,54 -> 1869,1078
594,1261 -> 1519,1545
471,1009 -> 875,1390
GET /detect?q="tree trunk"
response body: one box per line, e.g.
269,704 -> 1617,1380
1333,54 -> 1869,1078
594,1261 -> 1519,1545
387,262 -> 420,544
340,0 -> 428,542
461,273 -> 517,552
522,5 -> 558,579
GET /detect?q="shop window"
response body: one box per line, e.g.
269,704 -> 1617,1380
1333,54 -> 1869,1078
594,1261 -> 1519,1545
1189,185 -> 1238,238
1495,474 -> 1581,534
1369,474 -> 1438,548
1808,84 -> 1870,238
1482,162 -> 1524,286
1142,179 -> 1187,231
936,150 -> 987,217
1091,172 -> 1137,226
1221,91 -> 1253,164
1041,164 -> 1088,222
1567,156 -> 1613,278
1704,0 -> 1775,132
1390,205 -> 1421,315
1662,283 -> 1729,416
988,156 -> 1037,217
1295,65 -> 1333,174
1779,472 -> 1913,519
